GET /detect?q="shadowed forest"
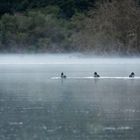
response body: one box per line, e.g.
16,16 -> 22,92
0,0 -> 140,55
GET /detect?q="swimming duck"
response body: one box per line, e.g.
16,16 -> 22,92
94,72 -> 100,77
129,72 -> 135,78
61,72 -> 67,78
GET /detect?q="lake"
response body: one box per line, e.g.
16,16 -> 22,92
0,56 -> 140,140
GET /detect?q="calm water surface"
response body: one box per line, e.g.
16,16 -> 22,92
0,59 -> 140,140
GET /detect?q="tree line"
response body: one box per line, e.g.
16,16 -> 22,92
0,0 -> 140,55
0,0 -> 96,18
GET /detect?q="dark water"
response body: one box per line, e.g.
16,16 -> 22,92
0,61 -> 140,140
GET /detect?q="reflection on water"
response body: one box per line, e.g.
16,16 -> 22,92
0,62 -> 140,140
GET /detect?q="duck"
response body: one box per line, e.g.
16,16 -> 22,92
94,72 -> 100,77
129,72 -> 135,78
61,72 -> 67,79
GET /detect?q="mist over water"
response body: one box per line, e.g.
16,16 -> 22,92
0,54 -> 140,64
0,54 -> 140,140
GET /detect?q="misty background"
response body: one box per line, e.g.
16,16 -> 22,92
0,0 -> 140,55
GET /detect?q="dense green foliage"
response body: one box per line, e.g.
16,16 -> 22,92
0,0 -> 95,17
0,0 -> 140,54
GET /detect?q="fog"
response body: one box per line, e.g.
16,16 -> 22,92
0,54 -> 140,64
